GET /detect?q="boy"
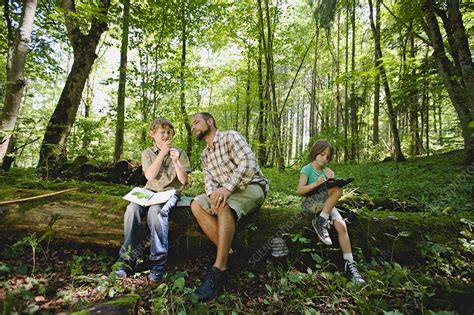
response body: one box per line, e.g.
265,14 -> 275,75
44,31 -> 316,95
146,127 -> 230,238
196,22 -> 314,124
114,118 -> 192,281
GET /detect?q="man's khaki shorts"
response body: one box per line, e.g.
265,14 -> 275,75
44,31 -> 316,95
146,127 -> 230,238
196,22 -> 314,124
193,184 -> 265,220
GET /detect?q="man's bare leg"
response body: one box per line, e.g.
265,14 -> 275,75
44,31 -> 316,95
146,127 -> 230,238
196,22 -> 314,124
191,201 -> 218,246
214,205 -> 235,271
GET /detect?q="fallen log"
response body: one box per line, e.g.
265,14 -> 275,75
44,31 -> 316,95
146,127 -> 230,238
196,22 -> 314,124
0,188 -> 471,265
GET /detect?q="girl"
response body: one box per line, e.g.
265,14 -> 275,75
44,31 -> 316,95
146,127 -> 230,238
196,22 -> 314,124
297,140 -> 365,284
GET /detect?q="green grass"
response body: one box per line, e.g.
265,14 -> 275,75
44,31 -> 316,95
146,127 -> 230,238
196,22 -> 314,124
2,149 -> 471,213
0,150 -> 472,313
264,150 -> 473,212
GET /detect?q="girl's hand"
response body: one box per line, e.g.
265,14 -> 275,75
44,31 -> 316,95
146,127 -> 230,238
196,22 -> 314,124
316,175 -> 326,186
326,169 -> 335,178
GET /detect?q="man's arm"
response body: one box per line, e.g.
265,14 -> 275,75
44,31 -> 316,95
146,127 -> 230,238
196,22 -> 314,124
204,165 -> 219,195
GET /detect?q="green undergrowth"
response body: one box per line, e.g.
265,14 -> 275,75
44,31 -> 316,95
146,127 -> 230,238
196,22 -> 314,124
1,150 -> 472,214
264,149 -> 473,213
0,150 -> 473,313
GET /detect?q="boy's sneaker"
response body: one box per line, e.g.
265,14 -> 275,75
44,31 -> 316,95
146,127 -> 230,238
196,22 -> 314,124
194,266 -> 227,301
112,260 -> 134,278
148,264 -> 165,282
114,268 -> 128,278
312,216 -> 332,245
344,260 -> 366,284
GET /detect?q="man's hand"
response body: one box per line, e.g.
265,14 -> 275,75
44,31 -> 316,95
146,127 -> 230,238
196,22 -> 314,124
210,187 -> 231,214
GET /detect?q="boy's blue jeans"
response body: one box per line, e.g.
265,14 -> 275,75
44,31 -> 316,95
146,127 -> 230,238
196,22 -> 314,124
118,194 -> 179,267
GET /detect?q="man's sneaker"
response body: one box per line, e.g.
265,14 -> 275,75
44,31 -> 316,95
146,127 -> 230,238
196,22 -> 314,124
148,264 -> 165,282
194,266 -> 227,301
312,216 -> 332,245
344,260 -> 366,284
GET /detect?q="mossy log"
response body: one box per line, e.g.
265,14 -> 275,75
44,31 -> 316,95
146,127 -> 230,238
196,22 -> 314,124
44,157 -> 146,186
0,188 -> 470,265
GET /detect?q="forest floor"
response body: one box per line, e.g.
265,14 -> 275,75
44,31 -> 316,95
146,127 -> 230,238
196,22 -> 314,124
0,150 -> 473,314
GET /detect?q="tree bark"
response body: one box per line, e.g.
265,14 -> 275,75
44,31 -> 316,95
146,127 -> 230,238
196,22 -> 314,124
244,52 -> 251,141
37,0 -> 110,168
349,0 -> 358,161
265,0 -> 284,170
422,0 -> 473,164
309,23 -> 320,139
372,0 -> 380,147
114,0 -> 130,163
369,0 -> 405,161
179,0 -> 192,158
256,32 -> 267,167
408,29 -> 422,156
335,11 -> 341,161
0,0 -> 37,167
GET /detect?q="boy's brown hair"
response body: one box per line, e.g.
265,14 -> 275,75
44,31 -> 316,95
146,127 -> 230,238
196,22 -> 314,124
149,118 -> 175,136
309,140 -> 334,161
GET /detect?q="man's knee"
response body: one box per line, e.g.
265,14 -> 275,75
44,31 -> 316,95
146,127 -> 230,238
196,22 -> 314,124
191,199 -> 204,217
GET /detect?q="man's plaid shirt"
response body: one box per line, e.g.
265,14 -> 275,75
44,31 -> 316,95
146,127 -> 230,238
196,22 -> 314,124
201,130 -> 268,195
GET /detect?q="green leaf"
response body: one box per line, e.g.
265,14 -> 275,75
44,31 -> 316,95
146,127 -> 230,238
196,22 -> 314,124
265,284 -> 273,293
172,277 -> 185,291
288,272 -> 302,283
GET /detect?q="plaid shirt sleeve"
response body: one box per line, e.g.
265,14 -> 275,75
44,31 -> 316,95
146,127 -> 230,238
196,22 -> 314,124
221,131 -> 258,192
202,153 -> 219,195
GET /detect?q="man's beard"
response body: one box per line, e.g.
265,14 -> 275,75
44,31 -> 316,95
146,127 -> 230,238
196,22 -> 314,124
195,128 -> 208,141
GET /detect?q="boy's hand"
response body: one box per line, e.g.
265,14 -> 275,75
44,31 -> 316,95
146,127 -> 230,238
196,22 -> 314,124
170,148 -> 179,162
159,140 -> 172,157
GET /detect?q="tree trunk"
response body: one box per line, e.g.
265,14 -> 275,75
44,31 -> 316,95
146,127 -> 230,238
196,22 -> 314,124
0,0 -> 37,167
369,0 -> 405,162
264,0 -> 284,170
422,0 -> 473,164
235,83 -> 240,132
343,5 -> 349,162
114,0 -> 130,163
37,0 -> 110,168
424,80 -> 430,155
256,32 -> 267,167
408,29 -> 422,156
179,0 -> 192,158
81,77 -> 93,152
244,53 -> 251,141
309,24 -> 319,139
335,11 -> 341,161
349,0 -> 358,161
372,0 -> 381,148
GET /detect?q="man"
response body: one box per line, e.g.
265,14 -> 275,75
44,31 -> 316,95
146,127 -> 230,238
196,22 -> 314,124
190,112 -> 268,301
114,118 -> 192,281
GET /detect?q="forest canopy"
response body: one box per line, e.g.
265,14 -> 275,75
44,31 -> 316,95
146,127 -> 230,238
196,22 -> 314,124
0,0 -> 473,169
